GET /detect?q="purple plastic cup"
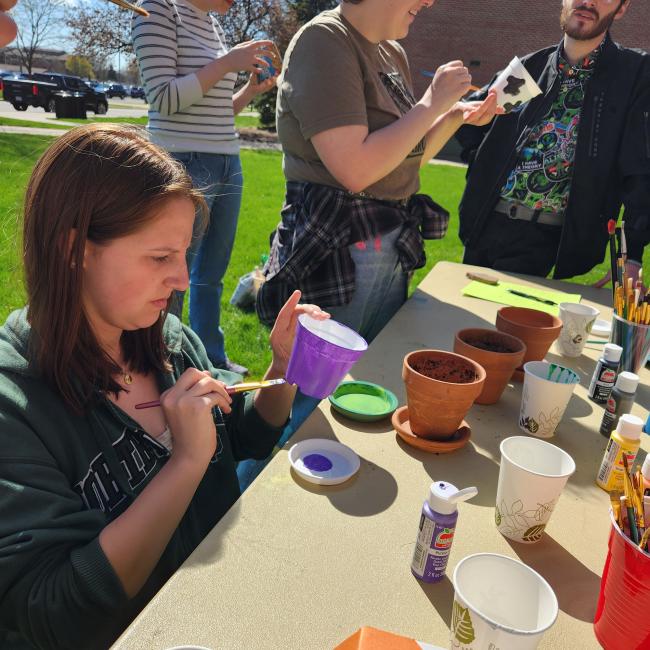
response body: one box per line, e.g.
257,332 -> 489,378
285,315 -> 368,399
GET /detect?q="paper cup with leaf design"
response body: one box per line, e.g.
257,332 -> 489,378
490,56 -> 542,113
555,302 -> 599,357
495,436 -> 575,544
450,553 -> 558,650
519,361 -> 579,438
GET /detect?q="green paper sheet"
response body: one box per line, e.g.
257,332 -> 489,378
462,281 -> 581,316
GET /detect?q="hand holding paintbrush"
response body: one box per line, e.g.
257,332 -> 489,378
135,378 -> 286,410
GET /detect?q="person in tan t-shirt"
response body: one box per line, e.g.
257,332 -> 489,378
241,0 -> 502,493
267,0 -> 501,328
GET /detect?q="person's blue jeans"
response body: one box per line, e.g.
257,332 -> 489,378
237,226 -> 407,491
170,152 -> 243,366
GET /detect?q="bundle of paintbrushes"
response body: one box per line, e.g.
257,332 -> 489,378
609,455 -> 650,552
607,219 -> 650,324
613,279 -> 649,324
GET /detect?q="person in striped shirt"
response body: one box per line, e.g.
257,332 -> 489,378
133,0 -> 279,375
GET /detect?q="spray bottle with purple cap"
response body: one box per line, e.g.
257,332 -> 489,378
411,481 -> 478,583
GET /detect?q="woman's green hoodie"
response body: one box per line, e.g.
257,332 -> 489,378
0,309 -> 284,649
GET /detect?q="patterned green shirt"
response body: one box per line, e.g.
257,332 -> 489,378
500,43 -> 603,213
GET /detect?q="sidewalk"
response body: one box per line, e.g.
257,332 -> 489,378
0,125 -> 466,165
0,125 -> 282,151
0,125 -> 69,136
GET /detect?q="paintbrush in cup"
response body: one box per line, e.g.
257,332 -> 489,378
607,219 -> 617,303
134,378 -> 286,410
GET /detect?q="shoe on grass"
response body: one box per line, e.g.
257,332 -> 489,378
215,358 -> 249,376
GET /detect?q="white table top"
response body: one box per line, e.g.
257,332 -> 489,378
113,262 -> 649,650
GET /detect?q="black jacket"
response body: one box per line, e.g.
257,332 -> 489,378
456,34 -> 650,279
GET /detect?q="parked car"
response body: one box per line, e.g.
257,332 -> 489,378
106,83 -> 127,99
1,72 -> 108,114
0,71 -> 21,97
130,85 -> 146,100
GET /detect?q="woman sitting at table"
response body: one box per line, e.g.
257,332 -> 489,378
0,123 -> 326,650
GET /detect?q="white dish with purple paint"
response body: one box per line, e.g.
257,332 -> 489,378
288,438 -> 360,485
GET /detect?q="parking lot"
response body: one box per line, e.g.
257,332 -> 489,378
0,96 -> 148,121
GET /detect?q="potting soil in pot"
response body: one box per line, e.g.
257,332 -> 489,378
464,337 -> 517,354
412,359 -> 478,383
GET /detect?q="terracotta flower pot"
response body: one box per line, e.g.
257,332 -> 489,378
402,350 -> 486,440
453,328 -> 527,405
495,307 -> 562,381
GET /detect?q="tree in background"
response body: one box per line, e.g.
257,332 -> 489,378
65,54 -> 94,79
126,57 -> 141,86
10,0 -> 65,73
253,0 -> 337,128
290,0 -> 337,25
66,2 -> 131,80
220,0 -> 275,45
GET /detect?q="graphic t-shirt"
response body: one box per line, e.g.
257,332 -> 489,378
500,43 -> 602,213
276,8 -> 423,200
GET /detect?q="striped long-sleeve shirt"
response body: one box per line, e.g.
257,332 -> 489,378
132,0 -> 239,154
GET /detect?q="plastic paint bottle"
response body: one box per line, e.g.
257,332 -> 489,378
599,371 -> 640,438
411,481 -> 478,583
587,343 -> 622,404
596,414 -> 644,492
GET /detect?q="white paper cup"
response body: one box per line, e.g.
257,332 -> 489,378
495,436 -> 575,544
519,361 -> 579,438
555,302 -> 599,357
490,56 -> 542,113
450,553 -> 558,650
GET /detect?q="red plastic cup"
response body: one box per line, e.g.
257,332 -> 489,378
594,512 -> 650,649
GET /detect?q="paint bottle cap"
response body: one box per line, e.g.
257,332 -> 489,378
616,414 -> 644,441
603,343 -> 623,363
428,481 -> 478,515
614,371 -> 639,394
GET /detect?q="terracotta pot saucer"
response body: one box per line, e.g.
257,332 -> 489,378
391,405 -> 471,454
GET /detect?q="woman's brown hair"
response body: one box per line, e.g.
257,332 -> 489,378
23,123 -> 206,413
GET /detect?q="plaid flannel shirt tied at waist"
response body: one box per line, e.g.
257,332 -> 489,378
256,182 -> 449,325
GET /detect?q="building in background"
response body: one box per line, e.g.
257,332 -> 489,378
402,2 -> 650,99
0,47 -> 67,74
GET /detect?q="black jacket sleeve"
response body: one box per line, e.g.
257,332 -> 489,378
619,71 -> 650,262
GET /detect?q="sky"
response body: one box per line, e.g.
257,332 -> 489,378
10,0 -> 125,71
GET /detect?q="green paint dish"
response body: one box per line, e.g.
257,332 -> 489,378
328,381 -> 398,422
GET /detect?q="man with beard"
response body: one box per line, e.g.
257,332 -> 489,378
456,0 -> 650,283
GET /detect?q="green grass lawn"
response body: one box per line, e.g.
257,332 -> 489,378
46,116 -> 149,126
45,115 -> 259,129
0,116 -> 67,129
1,133 -> 647,377
2,113 -> 259,130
